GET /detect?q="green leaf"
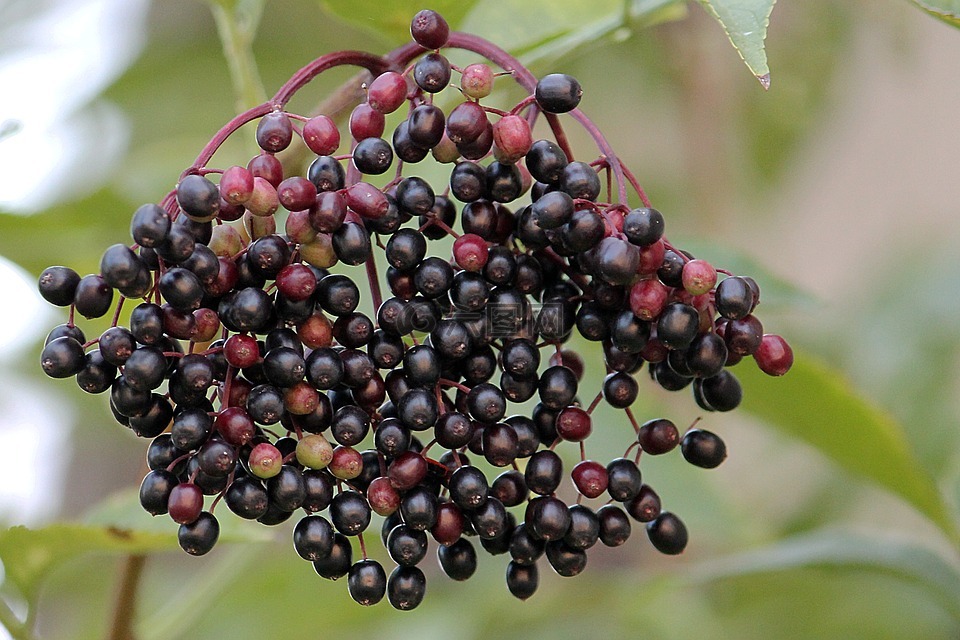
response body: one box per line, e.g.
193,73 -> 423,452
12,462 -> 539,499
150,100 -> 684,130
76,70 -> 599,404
911,1 -> 960,28
459,0 -> 624,61
698,0 -> 777,88
737,351 -> 959,542
0,524 -> 172,603
318,0 -> 482,44
0,489 -> 274,605
687,529 -> 960,619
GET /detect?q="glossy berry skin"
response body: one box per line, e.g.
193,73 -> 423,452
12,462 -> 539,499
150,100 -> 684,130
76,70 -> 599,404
293,515 -> 335,561
303,115 -> 340,155
535,74 -> 582,113
387,524 -> 428,567
40,337 -> 85,379
537,366 -> 577,411
38,266 -> 81,306
413,52 -> 451,94
555,406 -> 592,442
168,483 -> 203,525
139,470 -> 178,516
606,458 -> 642,502
387,565 -> 426,611
754,334 -> 793,376
449,465 -> 488,510
314,533 -> 353,580
681,429 -> 727,468
348,559 -> 387,606
256,112 -> 293,152
647,511 -> 688,555
571,460 -> 608,498
524,450 -> 563,496
438,538 -> 477,581
637,419 -> 680,455
178,511 -> 219,556
177,174 -> 220,222
715,276 -> 754,320
506,561 -> 539,600
597,505 -> 632,547
657,303 -> 701,350
410,9 -> 449,49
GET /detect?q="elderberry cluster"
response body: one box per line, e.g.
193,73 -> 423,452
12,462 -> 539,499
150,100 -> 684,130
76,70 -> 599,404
36,9 -> 793,609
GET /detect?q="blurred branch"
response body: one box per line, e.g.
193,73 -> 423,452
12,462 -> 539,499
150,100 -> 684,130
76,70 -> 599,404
209,0 -> 269,115
109,555 -> 147,640
0,596 -> 35,640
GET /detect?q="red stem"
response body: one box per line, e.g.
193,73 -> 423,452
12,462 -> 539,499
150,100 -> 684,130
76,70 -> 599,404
364,248 -> 383,313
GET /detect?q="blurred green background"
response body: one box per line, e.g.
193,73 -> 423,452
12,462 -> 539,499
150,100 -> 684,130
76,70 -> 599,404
1,0 -> 959,638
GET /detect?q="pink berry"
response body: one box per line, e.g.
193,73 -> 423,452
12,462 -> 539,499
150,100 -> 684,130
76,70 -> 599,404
492,115 -> 533,164
629,278 -> 669,321
461,63 -> 495,99
682,259 -> 717,295
219,165 -> 254,205
248,442 -> 283,479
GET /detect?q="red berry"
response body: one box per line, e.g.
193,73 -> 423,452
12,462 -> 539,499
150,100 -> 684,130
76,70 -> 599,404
349,103 -> 386,140
277,177 -> 317,211
629,278 -> 669,321
220,165 -> 254,205
388,451 -> 428,491
215,407 -> 256,446
754,334 -> 793,376
329,445 -> 363,479
637,418 -> 680,455
555,406 -> 591,442
367,72 -> 408,114
223,333 -> 259,368
367,477 -> 401,516
344,182 -> 389,219
303,115 -> 340,155
168,483 -> 203,524
453,234 -> 488,271
571,460 -> 608,499
276,263 -> 317,301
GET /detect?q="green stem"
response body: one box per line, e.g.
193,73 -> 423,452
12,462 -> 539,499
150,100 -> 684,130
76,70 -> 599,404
0,596 -> 35,640
210,0 -> 269,115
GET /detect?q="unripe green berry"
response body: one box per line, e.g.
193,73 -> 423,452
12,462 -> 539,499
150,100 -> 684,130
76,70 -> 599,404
297,434 -> 334,469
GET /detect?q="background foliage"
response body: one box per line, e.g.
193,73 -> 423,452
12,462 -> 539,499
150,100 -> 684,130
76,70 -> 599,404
1,0 -> 959,638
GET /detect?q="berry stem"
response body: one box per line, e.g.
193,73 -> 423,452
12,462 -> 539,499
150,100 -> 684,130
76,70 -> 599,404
364,248 -> 384,313
185,50 -> 397,177
544,113 -> 575,161
432,32 -> 630,205
110,296 -> 126,328
624,407 -> 641,434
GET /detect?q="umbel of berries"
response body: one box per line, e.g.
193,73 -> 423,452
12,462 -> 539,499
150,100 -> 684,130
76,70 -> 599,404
37,8 -> 793,609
